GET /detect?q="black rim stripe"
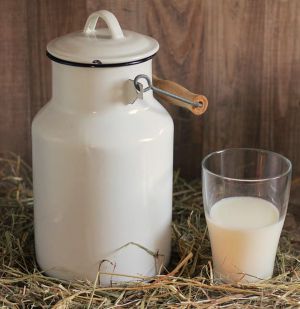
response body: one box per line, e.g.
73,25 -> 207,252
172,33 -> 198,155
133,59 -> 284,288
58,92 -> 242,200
46,51 -> 155,67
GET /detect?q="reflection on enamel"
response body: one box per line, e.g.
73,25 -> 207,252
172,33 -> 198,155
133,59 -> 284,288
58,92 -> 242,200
139,137 -> 153,142
128,109 -> 139,115
159,129 -> 164,135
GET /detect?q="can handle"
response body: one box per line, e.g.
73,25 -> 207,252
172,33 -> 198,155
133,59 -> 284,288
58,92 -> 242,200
152,76 -> 208,115
83,10 -> 124,39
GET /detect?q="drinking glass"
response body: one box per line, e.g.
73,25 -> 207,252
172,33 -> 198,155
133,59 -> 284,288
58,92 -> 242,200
202,148 -> 292,283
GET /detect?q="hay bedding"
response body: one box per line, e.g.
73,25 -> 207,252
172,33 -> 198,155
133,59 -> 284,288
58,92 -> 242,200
0,152 -> 299,308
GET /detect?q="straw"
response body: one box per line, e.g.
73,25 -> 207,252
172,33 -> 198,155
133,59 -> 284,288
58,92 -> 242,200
0,152 -> 299,308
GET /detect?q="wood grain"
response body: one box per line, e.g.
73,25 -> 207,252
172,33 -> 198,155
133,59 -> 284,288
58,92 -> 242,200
0,0 -> 30,159
0,0 -> 299,187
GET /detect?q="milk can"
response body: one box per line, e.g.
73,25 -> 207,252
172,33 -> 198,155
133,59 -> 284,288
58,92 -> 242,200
32,10 -> 207,285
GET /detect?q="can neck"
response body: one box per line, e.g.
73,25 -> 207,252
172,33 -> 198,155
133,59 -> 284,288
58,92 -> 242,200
51,61 -> 153,111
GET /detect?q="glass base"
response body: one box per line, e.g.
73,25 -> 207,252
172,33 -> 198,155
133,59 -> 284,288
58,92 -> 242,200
213,270 -> 273,284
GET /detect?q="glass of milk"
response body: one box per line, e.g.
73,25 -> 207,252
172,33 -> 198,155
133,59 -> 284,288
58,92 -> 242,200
202,148 -> 292,283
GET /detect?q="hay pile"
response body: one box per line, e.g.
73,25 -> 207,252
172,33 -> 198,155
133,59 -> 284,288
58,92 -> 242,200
0,153 -> 299,308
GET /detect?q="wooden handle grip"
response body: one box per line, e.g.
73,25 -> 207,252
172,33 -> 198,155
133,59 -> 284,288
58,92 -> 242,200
152,75 -> 208,116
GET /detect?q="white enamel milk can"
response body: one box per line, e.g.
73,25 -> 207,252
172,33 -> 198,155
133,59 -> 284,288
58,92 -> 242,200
32,10 -> 208,285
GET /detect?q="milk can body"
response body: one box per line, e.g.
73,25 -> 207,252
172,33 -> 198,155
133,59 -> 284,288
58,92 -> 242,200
32,60 -> 173,285
32,11 -> 174,285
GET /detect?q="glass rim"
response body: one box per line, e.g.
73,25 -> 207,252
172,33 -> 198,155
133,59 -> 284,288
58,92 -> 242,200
202,148 -> 292,182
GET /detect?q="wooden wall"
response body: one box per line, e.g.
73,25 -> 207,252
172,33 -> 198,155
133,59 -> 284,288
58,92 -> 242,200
1,0 -> 299,185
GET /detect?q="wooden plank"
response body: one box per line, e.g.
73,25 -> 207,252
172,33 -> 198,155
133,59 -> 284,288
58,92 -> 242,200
261,0 -> 300,167
261,0 -> 300,211
201,0 -> 266,154
147,0 -> 207,179
0,0 -> 30,159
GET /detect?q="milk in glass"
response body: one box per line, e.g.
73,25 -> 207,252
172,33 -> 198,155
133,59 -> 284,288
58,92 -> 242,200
206,196 -> 284,282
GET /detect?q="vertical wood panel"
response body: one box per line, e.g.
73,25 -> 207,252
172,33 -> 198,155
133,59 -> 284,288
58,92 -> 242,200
148,0 -> 207,178
261,0 -> 300,176
201,0 -> 266,166
0,0 -> 30,159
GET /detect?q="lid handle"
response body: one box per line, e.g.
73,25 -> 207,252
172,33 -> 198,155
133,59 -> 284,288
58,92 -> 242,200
83,10 -> 124,39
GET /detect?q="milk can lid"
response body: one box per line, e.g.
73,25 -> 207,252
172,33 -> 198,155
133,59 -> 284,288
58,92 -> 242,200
46,10 -> 159,67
